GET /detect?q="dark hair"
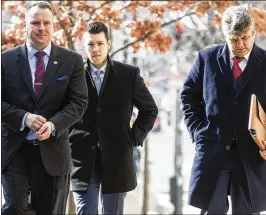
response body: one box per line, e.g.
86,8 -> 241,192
26,1 -> 54,15
86,22 -> 109,41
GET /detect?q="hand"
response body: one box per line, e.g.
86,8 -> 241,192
36,122 -> 52,141
259,141 -> 266,160
25,113 -> 47,132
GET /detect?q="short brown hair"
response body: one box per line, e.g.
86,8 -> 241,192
26,1 -> 54,15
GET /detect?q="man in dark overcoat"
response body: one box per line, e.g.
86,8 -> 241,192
69,22 -> 158,214
181,5 -> 266,214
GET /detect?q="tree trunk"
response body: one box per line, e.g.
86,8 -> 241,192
142,138 -> 149,214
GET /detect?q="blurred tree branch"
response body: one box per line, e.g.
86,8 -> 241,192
86,1 -> 112,22
2,1 -> 266,56
110,10 -> 196,57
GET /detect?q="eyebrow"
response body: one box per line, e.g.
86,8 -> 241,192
88,41 -> 105,43
30,18 -> 52,22
230,34 -> 249,39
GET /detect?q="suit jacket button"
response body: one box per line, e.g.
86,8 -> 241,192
96,108 -> 101,112
226,145 -> 230,150
92,146 -> 95,150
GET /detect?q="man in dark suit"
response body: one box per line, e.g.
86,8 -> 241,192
69,22 -> 158,214
1,2 -> 88,215
181,5 -> 266,214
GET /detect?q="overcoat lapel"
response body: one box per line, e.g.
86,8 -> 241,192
98,57 -> 117,99
217,44 -> 235,95
86,56 -> 117,100
235,45 -> 261,100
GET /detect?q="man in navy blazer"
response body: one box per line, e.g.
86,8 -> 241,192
181,5 -> 266,214
1,2 -> 88,214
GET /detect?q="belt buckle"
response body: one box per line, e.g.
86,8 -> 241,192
32,140 -> 38,145
27,139 -> 38,145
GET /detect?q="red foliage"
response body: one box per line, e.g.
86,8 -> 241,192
1,1 -> 266,54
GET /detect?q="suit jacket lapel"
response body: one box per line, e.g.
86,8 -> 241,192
217,44 -> 235,95
235,44 -> 261,100
36,43 -> 60,102
16,44 -> 35,100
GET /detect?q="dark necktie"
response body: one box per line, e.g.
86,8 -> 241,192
232,56 -> 244,80
34,51 -> 46,95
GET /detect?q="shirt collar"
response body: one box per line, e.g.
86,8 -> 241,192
229,49 -> 251,62
90,60 -> 108,75
26,42 -> 52,59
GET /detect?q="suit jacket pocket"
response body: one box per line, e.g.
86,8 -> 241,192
59,129 -> 69,139
69,129 -> 91,146
69,129 -> 90,137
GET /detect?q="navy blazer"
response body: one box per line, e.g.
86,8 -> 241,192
181,44 -> 266,212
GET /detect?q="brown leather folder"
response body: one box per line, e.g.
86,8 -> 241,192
248,94 -> 266,150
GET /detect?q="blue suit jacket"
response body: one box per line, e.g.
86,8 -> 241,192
181,44 -> 266,212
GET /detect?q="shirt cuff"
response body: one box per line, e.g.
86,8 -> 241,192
51,129 -> 57,137
20,113 -> 29,131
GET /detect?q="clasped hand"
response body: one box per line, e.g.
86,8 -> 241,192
25,113 -> 52,141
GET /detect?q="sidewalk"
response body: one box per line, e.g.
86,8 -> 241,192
124,177 -> 174,214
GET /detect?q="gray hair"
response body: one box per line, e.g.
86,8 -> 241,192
222,5 -> 255,36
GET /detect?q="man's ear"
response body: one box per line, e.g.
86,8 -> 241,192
24,21 -> 27,33
251,25 -> 256,36
108,40 -> 111,50
252,30 -> 256,37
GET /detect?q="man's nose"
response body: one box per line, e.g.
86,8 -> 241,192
93,45 -> 99,52
236,39 -> 244,48
39,23 -> 45,30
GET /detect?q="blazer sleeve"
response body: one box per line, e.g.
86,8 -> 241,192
1,63 -> 27,131
49,54 -> 88,137
132,68 -> 158,146
181,52 -> 207,142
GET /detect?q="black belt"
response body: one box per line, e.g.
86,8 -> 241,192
23,139 -> 39,146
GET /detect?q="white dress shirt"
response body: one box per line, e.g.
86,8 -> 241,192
229,49 -> 251,72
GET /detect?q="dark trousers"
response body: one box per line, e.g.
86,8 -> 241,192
201,147 -> 259,215
1,143 -> 70,215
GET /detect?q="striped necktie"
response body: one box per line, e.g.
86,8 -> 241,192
34,51 -> 46,95
232,56 -> 244,80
